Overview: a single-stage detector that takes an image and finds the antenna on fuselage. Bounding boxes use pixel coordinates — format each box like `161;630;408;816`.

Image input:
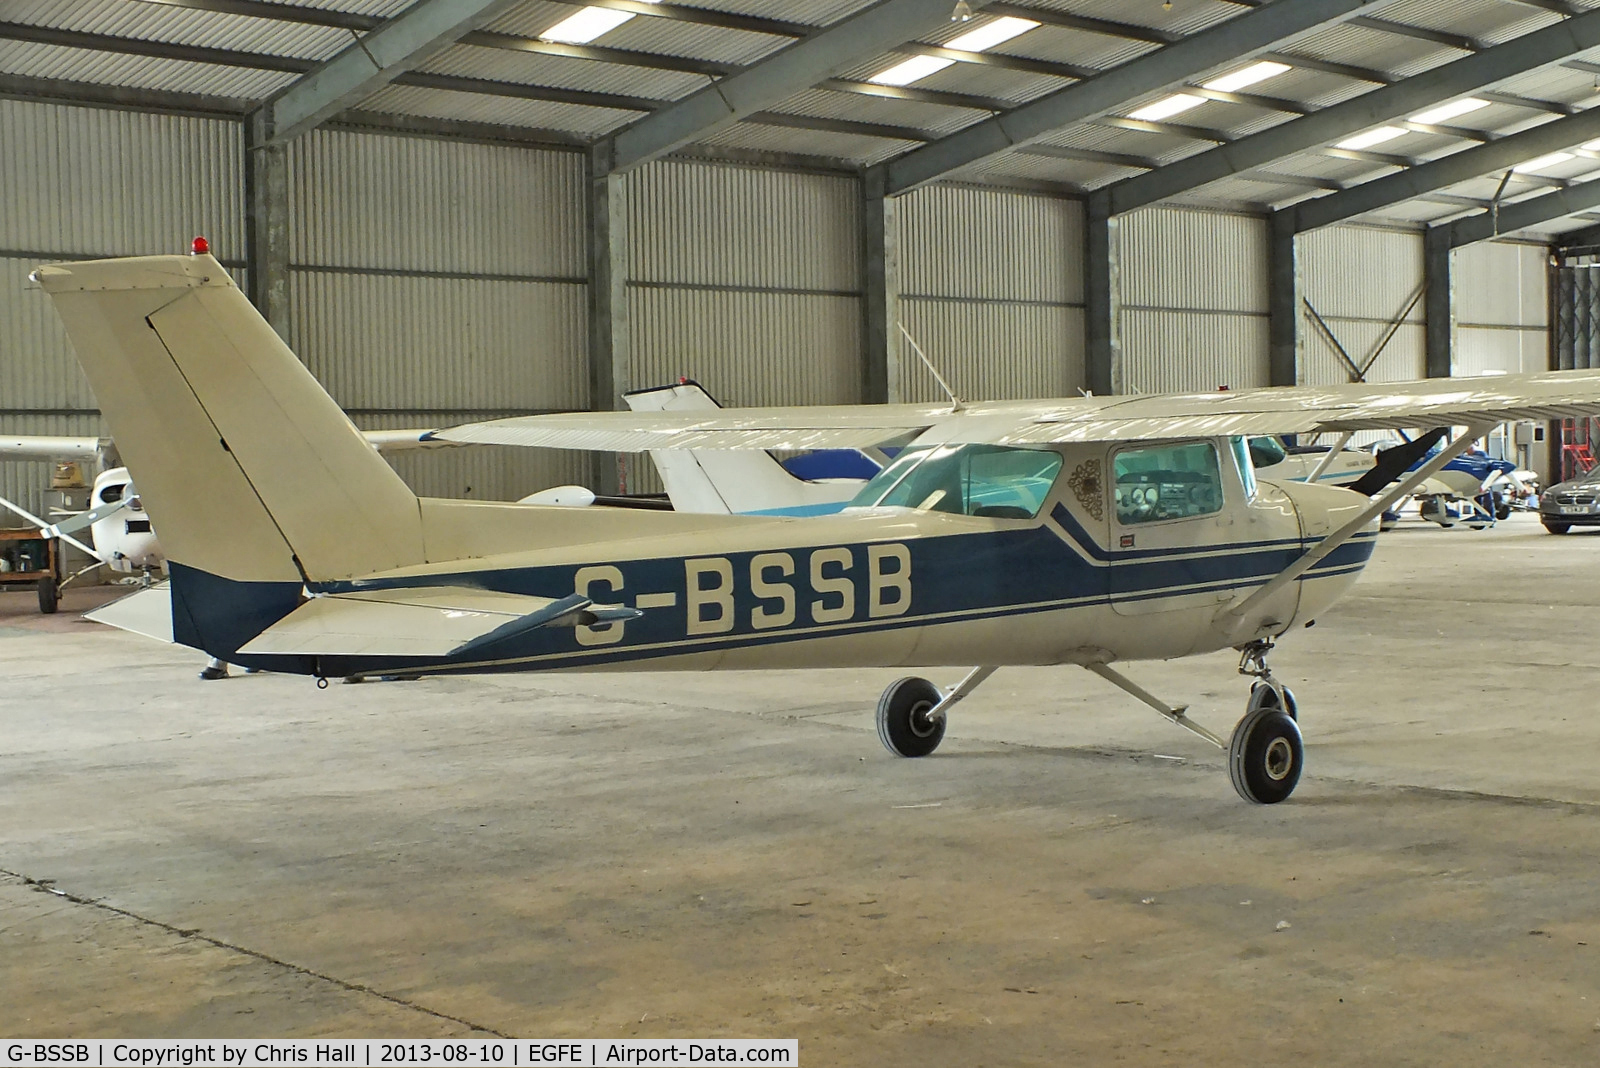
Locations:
896;322;964;411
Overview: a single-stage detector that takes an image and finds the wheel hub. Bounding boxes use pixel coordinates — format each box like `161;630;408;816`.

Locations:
1263;737;1294;781
908;700;938;738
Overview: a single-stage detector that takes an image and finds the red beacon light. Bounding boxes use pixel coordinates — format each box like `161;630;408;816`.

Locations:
190;236;209;255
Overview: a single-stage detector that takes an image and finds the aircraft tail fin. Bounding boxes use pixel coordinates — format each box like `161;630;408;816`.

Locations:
33;254;424;585
624;381;867;516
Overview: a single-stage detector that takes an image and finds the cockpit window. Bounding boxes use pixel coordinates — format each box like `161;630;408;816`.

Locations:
846;444;1063;519
1113;441;1224;525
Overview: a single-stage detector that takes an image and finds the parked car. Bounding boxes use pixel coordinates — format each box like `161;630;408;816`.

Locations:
1539;468;1600;533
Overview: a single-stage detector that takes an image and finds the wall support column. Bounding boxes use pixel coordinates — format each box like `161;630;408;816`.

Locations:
1084;191;1120;396
588;148;631;494
244;114;290;338
861;170;899;404
1424;225;1454;379
1268;210;1301;387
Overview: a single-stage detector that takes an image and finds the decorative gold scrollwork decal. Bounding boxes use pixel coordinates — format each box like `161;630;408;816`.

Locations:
1067;459;1103;521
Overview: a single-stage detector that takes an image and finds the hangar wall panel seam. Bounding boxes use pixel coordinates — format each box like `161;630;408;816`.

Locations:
895;186;1085;403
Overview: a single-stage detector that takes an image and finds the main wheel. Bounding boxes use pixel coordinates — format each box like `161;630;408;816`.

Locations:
876;676;945;757
1543;520;1571;535
36;575;57;615
1248;680;1297;721
1228;706;1303;805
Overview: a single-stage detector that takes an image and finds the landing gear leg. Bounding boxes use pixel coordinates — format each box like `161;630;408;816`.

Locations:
875;665;996;757
1083;643;1305;804
1230;640;1303;804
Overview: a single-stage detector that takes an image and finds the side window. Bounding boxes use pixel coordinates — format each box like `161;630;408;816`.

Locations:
1113;441;1224;525
851;444;1062;519
965;447;1063;519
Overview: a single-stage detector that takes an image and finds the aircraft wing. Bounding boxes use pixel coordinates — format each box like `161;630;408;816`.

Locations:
237;585;637;658
435;369;1600;450
434;404;955;452
363;428;457;452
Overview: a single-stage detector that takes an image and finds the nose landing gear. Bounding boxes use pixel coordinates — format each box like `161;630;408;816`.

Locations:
1228;640;1303;804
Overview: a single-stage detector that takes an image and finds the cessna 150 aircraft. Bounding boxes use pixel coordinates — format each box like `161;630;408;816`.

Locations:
35;250;1600;804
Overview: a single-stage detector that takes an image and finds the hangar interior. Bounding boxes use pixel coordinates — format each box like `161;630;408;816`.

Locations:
9;0;1600;1059
1;0;1591;515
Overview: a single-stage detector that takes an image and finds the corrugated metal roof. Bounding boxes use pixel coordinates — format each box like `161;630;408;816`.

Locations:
1378;0;1559;47
0;39;295;97
358;82;635;137
6;0;347;60
690;120;911;165
419;41;701;102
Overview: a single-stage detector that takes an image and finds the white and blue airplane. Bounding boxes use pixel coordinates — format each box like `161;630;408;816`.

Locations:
35;250;1600;804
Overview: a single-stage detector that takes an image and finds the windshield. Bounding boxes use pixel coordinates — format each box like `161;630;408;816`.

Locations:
1247;436;1287;469
846;443;1063;519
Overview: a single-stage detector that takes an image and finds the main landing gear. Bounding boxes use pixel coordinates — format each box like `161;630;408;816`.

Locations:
875;640;1304;804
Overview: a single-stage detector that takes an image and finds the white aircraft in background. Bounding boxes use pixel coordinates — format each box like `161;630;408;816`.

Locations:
36;249;1600;805
0;429;454;582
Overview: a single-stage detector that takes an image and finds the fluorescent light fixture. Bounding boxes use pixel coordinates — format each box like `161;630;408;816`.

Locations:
1128;93;1204;122
1336;126;1406;150
946;14;1039;52
1410;98;1489;125
1581;139;1600;152
1513;151;1575;173
867;15;1038;87
1202;60;1290;94
869;55;955;86
541;5;644;44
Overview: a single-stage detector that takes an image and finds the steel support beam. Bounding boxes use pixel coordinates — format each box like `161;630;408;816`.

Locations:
1424;226;1453;378
587;160;631;495
1292;107;1600;233
1447;178;1600;248
1085;192;1120;397
599;0;988;176
1268;211;1301;387
1106;8;1600;215
1558;220;1600;248
244;114;290;337
861;172;899;405
879;0;1381;196
253;0;523;145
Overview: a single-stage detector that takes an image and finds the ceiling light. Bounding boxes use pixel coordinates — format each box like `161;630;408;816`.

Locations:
1336;126;1406;150
540;5;643;44
1513;152;1575;173
1410;98;1489;125
1128;93;1204;122
945;15;1039;52
1581;139;1600;152
1202;60;1290;94
867;15;1039;87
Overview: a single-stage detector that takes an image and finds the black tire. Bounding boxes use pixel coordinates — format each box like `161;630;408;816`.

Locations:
1228;707;1303;805
1496;503;1511;521
1544;520;1571;535
876;676;945;757
36;575;57;615
1248;681;1298;721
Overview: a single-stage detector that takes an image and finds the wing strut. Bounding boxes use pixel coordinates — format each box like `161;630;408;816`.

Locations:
1225;423;1492;621
0;494;105;562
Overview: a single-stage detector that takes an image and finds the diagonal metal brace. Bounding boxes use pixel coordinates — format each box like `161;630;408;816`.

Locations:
1085;662;1227;749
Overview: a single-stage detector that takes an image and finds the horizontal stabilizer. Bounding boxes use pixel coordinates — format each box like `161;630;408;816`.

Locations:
86;584;174;644
237;585;639;658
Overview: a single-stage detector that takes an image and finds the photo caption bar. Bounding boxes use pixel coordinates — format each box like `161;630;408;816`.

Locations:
3;1042;797;1068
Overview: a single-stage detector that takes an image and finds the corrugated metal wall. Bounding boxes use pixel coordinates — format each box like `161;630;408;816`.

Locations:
1453;240;1548;377
0;99;242;516
1119;207;1268;394
895;185;1084;403
1299;224;1425;387
285;128;592;499
626;159;863;408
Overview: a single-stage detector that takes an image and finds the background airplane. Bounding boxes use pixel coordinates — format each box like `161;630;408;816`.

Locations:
37;250;1600;806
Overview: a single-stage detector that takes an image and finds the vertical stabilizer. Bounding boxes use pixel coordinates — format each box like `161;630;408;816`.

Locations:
34;254;424;582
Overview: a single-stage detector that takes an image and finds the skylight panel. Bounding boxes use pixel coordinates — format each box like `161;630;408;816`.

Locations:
1203;61;1290;94
867;15;1039;88
1410;99;1489;126
1336;126;1407;151
1513;152;1575;173
1127;94;1204;122
541;5;650;45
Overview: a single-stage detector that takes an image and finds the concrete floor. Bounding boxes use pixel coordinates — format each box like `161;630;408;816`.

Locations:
3;512;1600;1064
